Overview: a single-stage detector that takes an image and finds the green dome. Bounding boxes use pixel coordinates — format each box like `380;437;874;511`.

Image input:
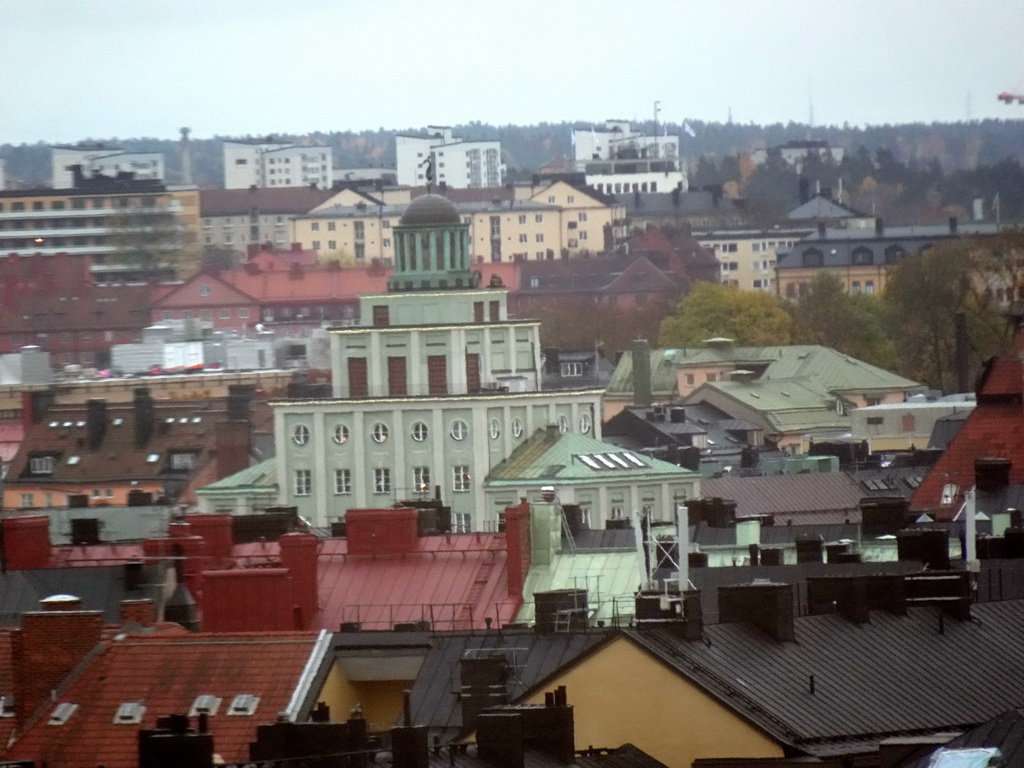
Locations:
400;194;461;226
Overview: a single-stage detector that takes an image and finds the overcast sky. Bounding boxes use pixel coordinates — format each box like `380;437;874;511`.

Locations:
2;0;1023;144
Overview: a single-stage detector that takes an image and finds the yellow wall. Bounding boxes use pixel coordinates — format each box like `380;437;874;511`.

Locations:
522;636;784;768
316;661;416;732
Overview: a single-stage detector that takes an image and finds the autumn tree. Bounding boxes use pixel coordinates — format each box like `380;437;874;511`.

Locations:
659;282;793;347
883;233;1023;391
790;272;897;370
533;298;675;356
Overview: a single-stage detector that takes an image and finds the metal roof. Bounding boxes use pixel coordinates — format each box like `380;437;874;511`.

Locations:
195;456;277;495
699;473;864;521
517;550;643;626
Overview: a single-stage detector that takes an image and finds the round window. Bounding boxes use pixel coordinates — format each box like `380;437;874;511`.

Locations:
292;425;310;445
371;423;390;443
579;413;592;434
512;418;524;438
450;420;468;440
489;419;500;440
332;424;349;444
411;422;429;442
558;415;570;434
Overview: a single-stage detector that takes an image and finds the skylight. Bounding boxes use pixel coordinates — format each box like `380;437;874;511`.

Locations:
0;695;14;718
189;695;221;717
48;702;78;725
114;702;146;724
67;455;80;465
165;417;176;424
227;694;260;716
577;452;649;471
49;421;58;428
146;453;160;463
578;455;601;470
113;417;124;426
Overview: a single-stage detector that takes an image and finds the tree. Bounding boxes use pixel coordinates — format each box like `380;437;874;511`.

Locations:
790;272;897;370
883;233;1023;391
659;282;793;347
108;200;194;280
533;297;675;356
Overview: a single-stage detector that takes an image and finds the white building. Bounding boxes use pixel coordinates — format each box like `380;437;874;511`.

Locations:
0;158;6;191
751;140;845;173
223;140;333;190
395;126;504;189
571;120;687;196
51;144;165;188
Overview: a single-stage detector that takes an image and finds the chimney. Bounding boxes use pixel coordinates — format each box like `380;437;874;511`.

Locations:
734;517;761;548
278;532;320;630
391;716;429;768
949;216;958;235
631;338;652;407
13;606;104;725
185;514;234;560
798;178;810;205
21;389;55;433
138;715;215;768
227;384;255;421
133;388;155;448
807;575;870;624
120;598;157;628
976;457;1011;492
875;217;884;237
201;569;296;632
345;508;419;556
477;687;575;768
502;500;532;600
795;533;824;564
85;398;107;451
460;656;510;730
214;421;250;480
2;515;52;569
718;581;795;641
634;589;702;640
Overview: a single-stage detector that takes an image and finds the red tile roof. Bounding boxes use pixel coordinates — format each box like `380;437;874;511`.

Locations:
219;264;390;302
5;631;320;768
0;629;15;750
233;533;521;631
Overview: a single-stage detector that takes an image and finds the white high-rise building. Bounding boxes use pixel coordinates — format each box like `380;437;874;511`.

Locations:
395;126;505;189
571;120;687;196
51;144;165;188
223;140;332;190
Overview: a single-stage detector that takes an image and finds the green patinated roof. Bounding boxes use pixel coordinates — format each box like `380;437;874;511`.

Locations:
486;428;698;485
517;550;642;625
607;343;920;399
196;457;278;496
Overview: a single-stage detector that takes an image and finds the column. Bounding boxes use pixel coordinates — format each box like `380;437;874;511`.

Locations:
353;410;367;509
313;410;328;527
451;327;467;394
409;330;424;395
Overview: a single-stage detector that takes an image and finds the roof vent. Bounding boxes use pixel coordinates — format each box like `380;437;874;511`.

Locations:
0;695;15;717
114;701;146;724
48;702;79;725
227;694;260;716
188;695;221;717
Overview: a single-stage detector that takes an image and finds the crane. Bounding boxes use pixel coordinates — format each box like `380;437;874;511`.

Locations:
998;91;1024;105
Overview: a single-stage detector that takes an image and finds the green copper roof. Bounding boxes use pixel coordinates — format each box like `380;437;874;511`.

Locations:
196;457;278;496
486;428;698;486
691;378;851;434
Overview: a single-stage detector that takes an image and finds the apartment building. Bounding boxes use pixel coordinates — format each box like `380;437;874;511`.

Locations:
751;139;844;172
294;181;625;264
572;120;687;195
695;227;812;292
0;169;200;283
50;143;165;188
223;139;332;189
395;126;504;188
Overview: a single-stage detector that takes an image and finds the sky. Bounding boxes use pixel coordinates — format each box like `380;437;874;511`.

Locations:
2;0;1023;144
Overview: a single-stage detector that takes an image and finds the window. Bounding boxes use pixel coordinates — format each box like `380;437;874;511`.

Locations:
200;309;212;321
851;247;874;266
332;424;349;444
579;413;593;433
328;240;336;250
512;417;524;438
579;231;588;240
327;222;336;231
414;466;431;492
311;222;320;232
334;468;351;494
371;422;390;443
220;308;230;319
518;214;526;224
453;465;471;492
802;248;824;267
411;422;429;442
294;470;311;496
312;240;320;249
292;425;310;445
374;468;391;494
198;284;211;297
450;420;468;440
30;456;55;474
519;234;528;243
489;419;500;439
561;361;583;378
865;280;875;294
558;415;570;433
19;493;34;508
535;234;544;243
941;483;959;505
170;452;196;470
239;308;249;319
535;214;543;223
578;212;587;222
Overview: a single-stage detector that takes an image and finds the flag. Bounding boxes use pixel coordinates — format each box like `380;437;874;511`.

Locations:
683;121;696;138
591;127;599;145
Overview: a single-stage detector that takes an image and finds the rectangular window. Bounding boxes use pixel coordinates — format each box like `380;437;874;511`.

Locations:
355;243;365;259
519;234;528;243
535;234;544;243
489;301;500;322
414;466;431;493
220;309;230;319
387;356;408;396
334;469;351;494
374;468;391;494
347;357;369;397
294;469;311;496
579;231;588;240
312;240;320;249
535;214;543;223
327;222;336;231
474;301;484;322
354;221;365;239
428;355;448;395
578;212;587;222
518;215;526;224
560;361;583;377
328;240;336;250
453;465;471;492
20;493;34;508
372;305;390;327
238;308;249;319
311;222;320;231
30;456;55;474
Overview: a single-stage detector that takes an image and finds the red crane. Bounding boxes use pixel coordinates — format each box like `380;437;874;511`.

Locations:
998;91;1024;104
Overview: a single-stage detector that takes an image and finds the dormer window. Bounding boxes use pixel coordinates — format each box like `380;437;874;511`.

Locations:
941;483;959;506
114;702;146;724
49;702;79;725
169;452;197;471
30;456;55;475
227;694;260;716
0;695;15;717
189;695;221;717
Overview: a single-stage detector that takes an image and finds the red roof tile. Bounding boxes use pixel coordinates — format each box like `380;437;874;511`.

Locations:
5;632;320;768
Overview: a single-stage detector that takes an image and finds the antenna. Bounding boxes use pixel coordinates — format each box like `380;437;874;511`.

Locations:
808;78;815;127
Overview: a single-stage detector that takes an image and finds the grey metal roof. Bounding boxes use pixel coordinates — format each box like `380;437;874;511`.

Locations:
787;196;866;220
625;598;1024;755
406;630;607;739
0;564;169;626
430;743;668;768
699;473;864;522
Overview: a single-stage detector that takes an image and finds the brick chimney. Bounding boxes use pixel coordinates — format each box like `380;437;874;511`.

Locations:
345;509;419;556
12;605;104;725
85;398;107;451
278;532;320;630
502;500;532;599
201;569;296;632
133;388;155;448
185;514;235;560
120;598;157;628
477;686;575;768
2;515;52;570
214;421;250;480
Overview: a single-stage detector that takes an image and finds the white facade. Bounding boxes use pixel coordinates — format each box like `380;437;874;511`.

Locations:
223;141;333;190
751;141;845;173
0;158;5;191
51;146;165;188
396;127;504;188
571;120;686;195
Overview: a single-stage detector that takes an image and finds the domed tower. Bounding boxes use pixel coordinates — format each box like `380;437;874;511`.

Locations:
388;194;480;292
